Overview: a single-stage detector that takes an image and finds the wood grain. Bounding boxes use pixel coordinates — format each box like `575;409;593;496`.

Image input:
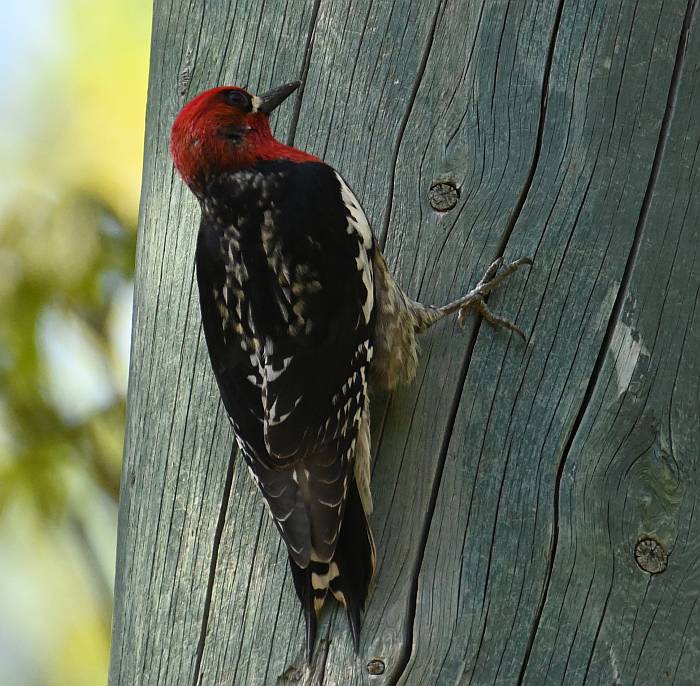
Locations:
521;4;700;682
401;1;698;684
109;2;315;684
110;0;700;684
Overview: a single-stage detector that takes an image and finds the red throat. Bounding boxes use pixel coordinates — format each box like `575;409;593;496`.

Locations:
170;87;318;193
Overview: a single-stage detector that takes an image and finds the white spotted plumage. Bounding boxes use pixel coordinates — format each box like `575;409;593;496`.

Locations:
336;172;374;326
194;156;379;658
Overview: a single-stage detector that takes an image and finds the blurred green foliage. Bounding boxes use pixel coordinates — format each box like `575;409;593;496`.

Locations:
0;0;150;683
0;194;134;517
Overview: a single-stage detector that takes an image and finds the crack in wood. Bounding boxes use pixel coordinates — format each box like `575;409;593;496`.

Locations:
185;5;325;680
379;0;446;250
390;0;567;682
111;0;700;681
287;0;322;146
192;449;235;686
391;318;484;685
276;639;330;685
516;0;698;682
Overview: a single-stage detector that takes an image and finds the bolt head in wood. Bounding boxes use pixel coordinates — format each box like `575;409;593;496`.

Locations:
634;537;668;574
429;181;459;211
367;659;385;675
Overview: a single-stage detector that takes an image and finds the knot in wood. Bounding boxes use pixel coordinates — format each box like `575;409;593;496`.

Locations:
428;181;459;211
634;537;668;574
367;659;385;676
178;47;194;96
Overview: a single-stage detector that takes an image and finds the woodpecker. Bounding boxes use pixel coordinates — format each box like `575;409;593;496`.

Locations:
170;80;531;660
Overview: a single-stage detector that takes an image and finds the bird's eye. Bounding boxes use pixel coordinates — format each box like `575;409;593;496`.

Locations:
226;90;251;110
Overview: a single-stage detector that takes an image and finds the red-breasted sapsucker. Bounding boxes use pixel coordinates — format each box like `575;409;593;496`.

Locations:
170;81;531;660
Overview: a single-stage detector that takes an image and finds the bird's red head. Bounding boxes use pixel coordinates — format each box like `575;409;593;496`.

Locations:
170;81;316;193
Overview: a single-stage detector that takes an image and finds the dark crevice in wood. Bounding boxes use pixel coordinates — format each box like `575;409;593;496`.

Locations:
187;7;324;680
313;637;331;685
392;1;568;681
231;511;267;681
214;0;238;85
185;0;208;97
191;449;235;686
286;0;322;146
262;544;288;684
378;0;444;250
276;638;330;685
581;558;617;683
390;324;482;683
516;0;697;682
494;0;565;259
673;596;699;679
369;392;393;480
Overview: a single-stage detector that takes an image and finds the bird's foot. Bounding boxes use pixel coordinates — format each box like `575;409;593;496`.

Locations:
452;256;533;339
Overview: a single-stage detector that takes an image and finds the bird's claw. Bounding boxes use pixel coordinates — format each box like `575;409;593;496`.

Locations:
457;256;533;339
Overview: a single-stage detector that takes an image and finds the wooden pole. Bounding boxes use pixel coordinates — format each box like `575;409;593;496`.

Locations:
110;1;700;683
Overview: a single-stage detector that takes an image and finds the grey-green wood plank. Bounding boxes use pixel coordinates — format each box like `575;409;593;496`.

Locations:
329;1;561;682
109;1;316;684
111;0;700;684
174;3;554;683
400;0;696;684
521;5;700;683
195;1;563;684
194;1;446;681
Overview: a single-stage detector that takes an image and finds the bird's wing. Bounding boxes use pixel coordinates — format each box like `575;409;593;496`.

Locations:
196;223;314;559
196;161;375;565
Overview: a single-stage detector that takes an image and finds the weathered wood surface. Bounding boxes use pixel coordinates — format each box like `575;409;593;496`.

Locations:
110;0;700;684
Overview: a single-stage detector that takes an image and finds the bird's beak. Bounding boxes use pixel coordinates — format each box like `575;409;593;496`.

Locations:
257;81;301;114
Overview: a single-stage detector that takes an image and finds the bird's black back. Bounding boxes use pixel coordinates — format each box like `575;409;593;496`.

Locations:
195;159;375;568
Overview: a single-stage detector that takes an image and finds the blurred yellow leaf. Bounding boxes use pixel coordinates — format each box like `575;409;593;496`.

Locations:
0;0;151;683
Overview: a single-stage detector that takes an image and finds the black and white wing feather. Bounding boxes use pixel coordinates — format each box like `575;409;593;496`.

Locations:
195;160;374;568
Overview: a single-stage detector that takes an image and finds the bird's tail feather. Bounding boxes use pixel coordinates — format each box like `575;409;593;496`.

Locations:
288;480;375;661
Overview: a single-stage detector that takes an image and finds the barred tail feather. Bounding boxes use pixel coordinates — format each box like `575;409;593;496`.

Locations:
288;558;319;663
329;479;376;651
288;480;376;661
